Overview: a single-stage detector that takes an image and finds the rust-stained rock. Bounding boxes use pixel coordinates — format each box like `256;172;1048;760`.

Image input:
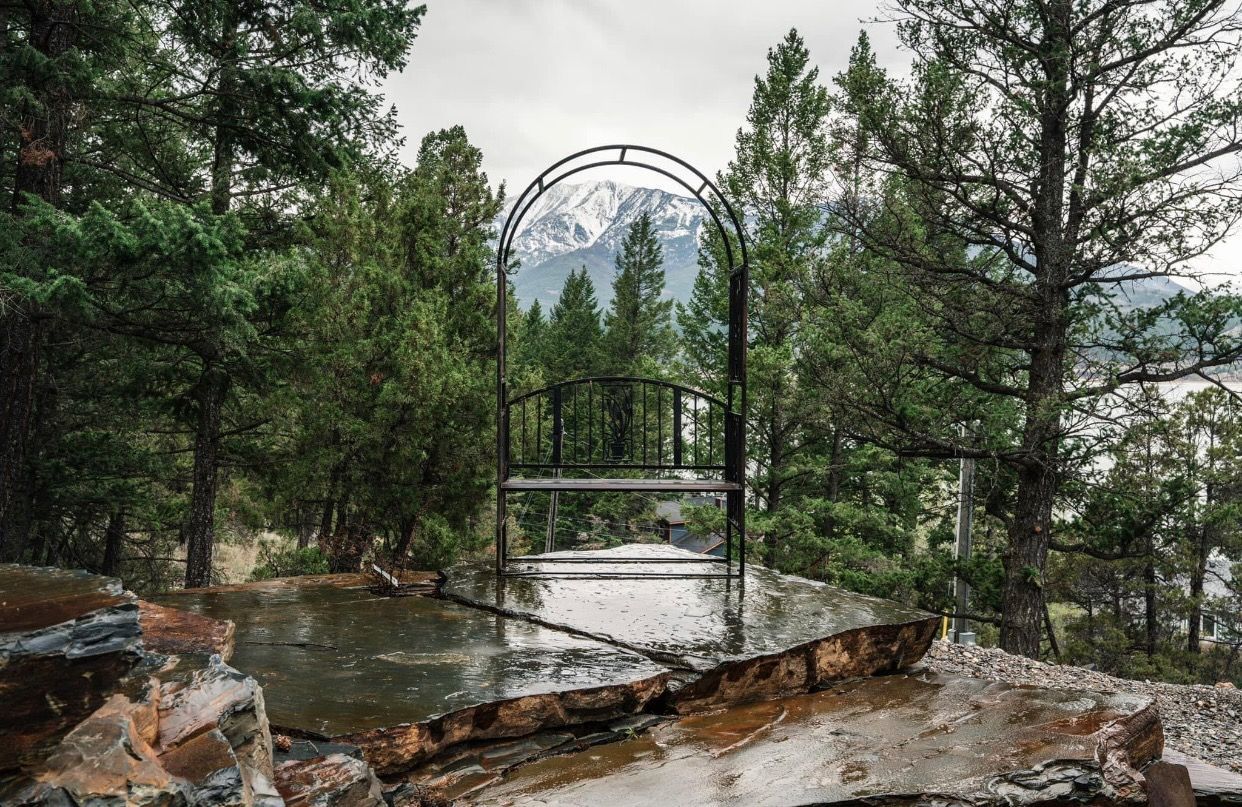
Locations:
1094;698;1164;802
670;619;940;713
140;599;236;661
461;672;1162;806
443;544;940;711
0;564;143;770
158;728;246;806
91;681;162;747
274;753;384;806
16;711;190;806
159;654;274;779
339;670;669;776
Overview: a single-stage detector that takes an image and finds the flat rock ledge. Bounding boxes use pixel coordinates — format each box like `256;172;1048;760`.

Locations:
924;639;1242;775
443;544;941;712
459;672;1166;807
157;576;674;777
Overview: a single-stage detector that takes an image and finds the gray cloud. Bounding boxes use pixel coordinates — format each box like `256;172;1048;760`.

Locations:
382;0;1241;281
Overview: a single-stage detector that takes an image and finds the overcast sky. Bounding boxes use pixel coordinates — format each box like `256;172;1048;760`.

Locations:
381;0;1242;284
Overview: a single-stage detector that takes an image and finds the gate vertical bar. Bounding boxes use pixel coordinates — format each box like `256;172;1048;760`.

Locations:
672;388;683;468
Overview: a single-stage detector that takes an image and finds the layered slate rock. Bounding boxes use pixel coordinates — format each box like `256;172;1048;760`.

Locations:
9;710;192;806
161;578;671;775
443;544;940;711
139;599;236;661
157;654;276;790
1160;750;1242;806
274;753;386;806
0;564;143;769
461;672;1163;807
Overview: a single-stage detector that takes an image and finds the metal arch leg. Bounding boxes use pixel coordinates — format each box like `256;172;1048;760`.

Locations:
727;488;745;577
496;491;507;574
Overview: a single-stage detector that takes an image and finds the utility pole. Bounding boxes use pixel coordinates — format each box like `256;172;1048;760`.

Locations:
953;427;976;645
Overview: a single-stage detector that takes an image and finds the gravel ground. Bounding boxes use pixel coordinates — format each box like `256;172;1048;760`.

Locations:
922;640;1242;774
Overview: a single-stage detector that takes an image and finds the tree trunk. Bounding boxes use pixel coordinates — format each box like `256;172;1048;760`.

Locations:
316;498;334;545
998;0;1078;660
101;509;125;576
1188;521;1209;653
296;503;313;550
183;364;229;588
393;509;424;563
180;9;241;589
0;316;41;559
999;288;1068;657
999;301;1066;658
1144;548;1158;657
1000;459;1056;657
1;1;76;558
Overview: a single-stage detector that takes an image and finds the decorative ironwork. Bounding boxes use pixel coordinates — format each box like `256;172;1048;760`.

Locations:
507;378;726;473
496;145;749;577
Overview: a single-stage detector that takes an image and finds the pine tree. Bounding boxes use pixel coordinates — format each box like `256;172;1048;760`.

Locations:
96;0;425;586
603;213;675;375
278;127;501;572
0;0;138;558
545;268;603;382
832;2;1242;657
515;299;547;379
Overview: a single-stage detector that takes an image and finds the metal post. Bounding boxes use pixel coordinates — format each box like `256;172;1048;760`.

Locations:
496;251;508;575
953;436;976;644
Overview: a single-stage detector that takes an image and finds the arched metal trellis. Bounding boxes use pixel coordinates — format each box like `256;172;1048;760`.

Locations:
497;145;748;577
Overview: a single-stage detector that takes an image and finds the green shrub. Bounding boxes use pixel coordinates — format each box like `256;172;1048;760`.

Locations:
250;544;330;581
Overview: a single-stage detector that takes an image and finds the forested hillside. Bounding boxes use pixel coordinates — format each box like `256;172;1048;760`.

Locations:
3;0;1242;689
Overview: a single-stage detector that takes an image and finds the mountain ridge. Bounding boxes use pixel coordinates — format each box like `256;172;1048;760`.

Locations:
498;180;705;310
498;179;1196;315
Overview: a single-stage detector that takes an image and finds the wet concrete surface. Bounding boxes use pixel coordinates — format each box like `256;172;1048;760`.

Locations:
157;581;669;738
445;545;937;671
459;672;1161;806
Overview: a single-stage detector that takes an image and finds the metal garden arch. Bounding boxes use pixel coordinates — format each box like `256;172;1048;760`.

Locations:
496;145;748;577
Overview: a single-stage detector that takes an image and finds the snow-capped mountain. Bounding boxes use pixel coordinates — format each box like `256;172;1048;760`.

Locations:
498;180;706;310
497;179;1205;322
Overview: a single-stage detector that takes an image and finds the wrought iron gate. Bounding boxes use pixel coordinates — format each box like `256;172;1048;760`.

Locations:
496;145;748;577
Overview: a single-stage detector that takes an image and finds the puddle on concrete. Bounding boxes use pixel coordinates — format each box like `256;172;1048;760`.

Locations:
158;583;668;737
443;544;936;669
458;672;1156;806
